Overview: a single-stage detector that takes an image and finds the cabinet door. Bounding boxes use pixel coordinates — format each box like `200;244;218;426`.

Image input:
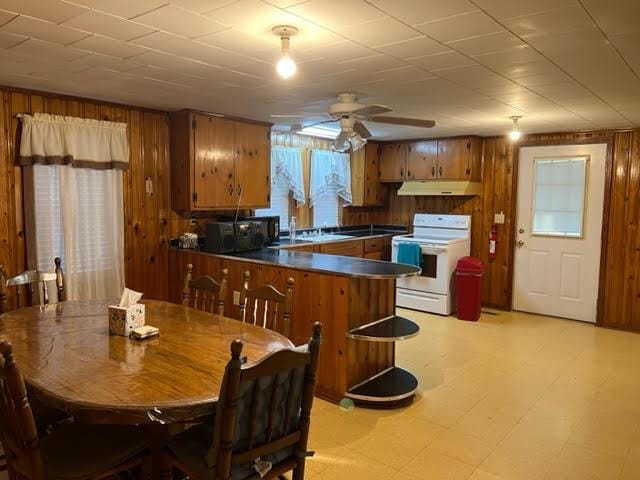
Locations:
437;138;472;179
319;240;364;257
406;141;438;180
379;143;407;181
364;143;383;205
193;114;235;208
234;122;271;208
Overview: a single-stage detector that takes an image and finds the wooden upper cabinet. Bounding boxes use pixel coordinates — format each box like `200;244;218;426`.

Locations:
170;109;272;212
406;141;438;180
379;143;407;181
350;143;385;206
436;137;482;181
193;114;235;208
234;122;271;208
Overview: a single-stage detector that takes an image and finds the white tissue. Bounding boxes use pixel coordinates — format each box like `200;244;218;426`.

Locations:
118;288;143;308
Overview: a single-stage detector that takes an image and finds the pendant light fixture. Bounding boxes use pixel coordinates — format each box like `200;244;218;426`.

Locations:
273;25;298;79
508;115;522;141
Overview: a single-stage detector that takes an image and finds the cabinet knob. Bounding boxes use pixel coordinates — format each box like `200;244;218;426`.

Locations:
431;166;436;177
228;184;234;195
400;167;404;178
439;166;443;177
236;184;242;196
407;170;412;178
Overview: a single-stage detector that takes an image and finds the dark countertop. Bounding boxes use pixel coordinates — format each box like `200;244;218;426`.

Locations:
181;248;420;279
171;225;419;279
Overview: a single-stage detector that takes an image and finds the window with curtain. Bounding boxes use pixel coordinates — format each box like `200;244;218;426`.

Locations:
19;113;128;301
310;149;352;228
255;145;304;230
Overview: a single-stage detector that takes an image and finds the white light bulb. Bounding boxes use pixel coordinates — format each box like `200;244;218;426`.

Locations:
509;129;522;141
276;55;296;79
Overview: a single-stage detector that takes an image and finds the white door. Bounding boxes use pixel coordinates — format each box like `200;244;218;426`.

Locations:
513;144;607;323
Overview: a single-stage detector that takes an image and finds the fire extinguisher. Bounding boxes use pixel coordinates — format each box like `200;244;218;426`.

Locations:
489;224;498;261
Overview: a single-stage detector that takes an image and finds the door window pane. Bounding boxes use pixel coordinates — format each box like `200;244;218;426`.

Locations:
532;156;588;237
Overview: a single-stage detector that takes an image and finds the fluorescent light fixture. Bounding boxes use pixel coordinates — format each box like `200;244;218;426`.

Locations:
298;126;339;139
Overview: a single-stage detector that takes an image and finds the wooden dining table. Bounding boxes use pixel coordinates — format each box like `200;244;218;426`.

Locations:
0;299;295;478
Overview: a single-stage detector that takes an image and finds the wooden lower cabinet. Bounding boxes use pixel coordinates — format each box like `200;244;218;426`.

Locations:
169;249;395;403
281;243;321;253
320;239;364;257
364;251;383;260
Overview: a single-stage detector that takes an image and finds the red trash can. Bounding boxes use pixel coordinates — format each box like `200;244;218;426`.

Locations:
455;256;484;321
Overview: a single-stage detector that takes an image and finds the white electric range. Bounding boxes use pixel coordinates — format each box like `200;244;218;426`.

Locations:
392;214;471;315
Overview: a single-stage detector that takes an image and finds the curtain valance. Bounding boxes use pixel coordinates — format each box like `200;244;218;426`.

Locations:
18;113;129;170
272;145;305;204
309;149;352;206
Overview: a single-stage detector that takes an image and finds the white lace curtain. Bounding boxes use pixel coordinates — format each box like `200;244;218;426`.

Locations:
272;145;305;203
20;113;127;301
309;149;352;206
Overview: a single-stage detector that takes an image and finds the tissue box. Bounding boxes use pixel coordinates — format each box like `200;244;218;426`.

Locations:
108;304;145;336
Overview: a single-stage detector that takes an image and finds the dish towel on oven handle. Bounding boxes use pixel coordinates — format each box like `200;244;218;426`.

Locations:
397;242;422;267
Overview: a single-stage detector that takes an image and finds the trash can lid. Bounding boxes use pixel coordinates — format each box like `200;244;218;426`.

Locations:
456;256;484;274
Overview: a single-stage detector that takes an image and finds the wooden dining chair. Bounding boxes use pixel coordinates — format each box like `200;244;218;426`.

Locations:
182;264;229;315
0;340;149;480
167;322;322;480
0;258;65;314
238;271;294;337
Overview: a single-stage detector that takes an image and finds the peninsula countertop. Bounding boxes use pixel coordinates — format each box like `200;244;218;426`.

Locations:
170;225;420;279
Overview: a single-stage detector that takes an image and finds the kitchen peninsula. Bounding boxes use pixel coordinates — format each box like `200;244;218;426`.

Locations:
169;227;420;404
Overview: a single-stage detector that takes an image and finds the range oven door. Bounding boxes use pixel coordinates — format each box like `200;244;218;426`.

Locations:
392;243;450;295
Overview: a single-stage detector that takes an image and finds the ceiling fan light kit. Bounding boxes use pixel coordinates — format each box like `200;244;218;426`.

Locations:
273;25;298;79
272;93;436;150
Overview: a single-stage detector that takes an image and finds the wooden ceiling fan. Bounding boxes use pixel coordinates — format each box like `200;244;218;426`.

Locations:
272;93;436;152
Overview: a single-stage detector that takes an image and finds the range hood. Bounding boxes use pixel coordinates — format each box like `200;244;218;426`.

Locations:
397;181;481;196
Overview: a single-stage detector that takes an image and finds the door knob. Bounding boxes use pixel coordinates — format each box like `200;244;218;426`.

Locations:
516;240;525;248
519;228;525;234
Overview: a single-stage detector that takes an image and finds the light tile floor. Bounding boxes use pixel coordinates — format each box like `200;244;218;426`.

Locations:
305;308;640;480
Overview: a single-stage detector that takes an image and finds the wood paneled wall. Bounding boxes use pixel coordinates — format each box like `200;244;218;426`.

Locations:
0;87;172;304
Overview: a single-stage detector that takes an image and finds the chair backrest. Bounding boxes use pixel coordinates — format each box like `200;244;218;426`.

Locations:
182;264;228;316
0;258;65;314
0;340;44;480
208;323;322;480
238;271;294;337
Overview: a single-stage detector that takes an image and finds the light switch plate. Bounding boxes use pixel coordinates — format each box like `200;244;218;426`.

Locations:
494;211;505;224
233;291;241;305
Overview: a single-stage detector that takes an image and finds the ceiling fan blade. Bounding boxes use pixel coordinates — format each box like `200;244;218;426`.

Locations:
365;116;436;128
353;121;372;139
302;119;339;129
352;104;392;116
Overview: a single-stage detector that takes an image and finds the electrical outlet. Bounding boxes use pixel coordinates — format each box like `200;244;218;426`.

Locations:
494;211;505;224
189;217;196;226
233;291;241;305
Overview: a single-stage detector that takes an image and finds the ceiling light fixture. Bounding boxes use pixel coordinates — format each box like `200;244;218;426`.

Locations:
273;25;298;79
508;116;522;141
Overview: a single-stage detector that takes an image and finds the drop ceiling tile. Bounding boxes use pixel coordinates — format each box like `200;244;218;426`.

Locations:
131;31;256;67
0;29;24;47
369;0;476;25
472;0;578;20
503;5;595;39
494;60;562;80
169;0;239;14
374;36;449;59
198;29;275;57
513;69;573;88
287;0;386;29
406;50;476;71
133;4;228;38
374;65;438;83
131;50;220;76
64;10;155;41
302;40;376;63
72;34;150;58
448;31;524;56
62;0;167;19
472;45;545;69
9;38;88;61
415;10;503;43
2;15;90;44
69;52;143;71
0;9;16;25
609;31;640;74
338;16;421;47
262;0;307;7
206;0;338;47
581;0;640;35
437;64;514;89
0;0;87;24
